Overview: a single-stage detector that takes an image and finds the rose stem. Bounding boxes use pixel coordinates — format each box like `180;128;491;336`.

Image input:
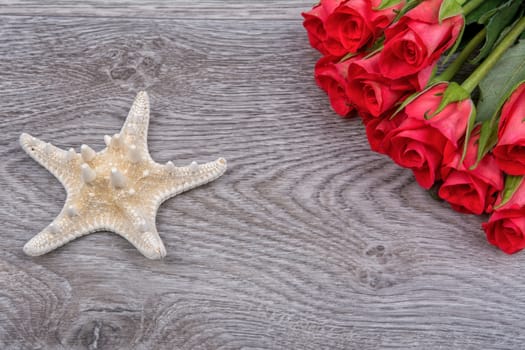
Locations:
462;0;485;16
434;27;486;82
462;16;525;94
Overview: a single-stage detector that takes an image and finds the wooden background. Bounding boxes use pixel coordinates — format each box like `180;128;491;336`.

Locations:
1;1;524;349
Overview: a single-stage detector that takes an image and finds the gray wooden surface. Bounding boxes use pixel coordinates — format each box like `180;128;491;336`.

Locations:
1;1;524;349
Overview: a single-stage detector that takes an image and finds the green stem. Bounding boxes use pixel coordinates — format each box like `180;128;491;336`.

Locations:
462;16;525;94
462;0;485;16
434;28;486;82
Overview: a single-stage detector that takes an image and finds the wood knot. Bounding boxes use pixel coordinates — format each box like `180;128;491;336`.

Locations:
110;67;136;81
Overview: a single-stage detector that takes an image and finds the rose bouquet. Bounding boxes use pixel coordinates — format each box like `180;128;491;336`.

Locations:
303;0;525;253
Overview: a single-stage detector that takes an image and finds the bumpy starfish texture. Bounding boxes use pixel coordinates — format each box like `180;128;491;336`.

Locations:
20;91;226;259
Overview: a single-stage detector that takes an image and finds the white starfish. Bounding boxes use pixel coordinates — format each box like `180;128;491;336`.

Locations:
19;91;227;259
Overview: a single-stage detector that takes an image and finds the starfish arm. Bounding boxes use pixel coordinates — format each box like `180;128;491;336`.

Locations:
19;133;81;189
110;205;167;259
119;91;150;158
150;157;227;203
23;204;102;256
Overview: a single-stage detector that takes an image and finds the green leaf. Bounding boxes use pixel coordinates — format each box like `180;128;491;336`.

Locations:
425;82;470;119
391;0;423;23
472;119;499;169
375;0;405;10
476;39;525;122
428;181;444;201
473;80;525;168
364;38;385;58
389;82;442;120
429;64;439;83
495;175;524;209
439;0;463;21
489;80;525;124
460;103;477;164
389;81;469;121
441;22;465;66
478;2;508;23
338;52;357;63
465;0;501;24
471;0;522;64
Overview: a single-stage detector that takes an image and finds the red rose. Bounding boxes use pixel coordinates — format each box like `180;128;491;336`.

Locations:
346;53;433;117
383;83;472;189
492;83;525;175
363;112;405;154
483;180;525;254
302;0;344;56
324;0;404;54
314;56;355;117
379;0;463;79
439;127;504;215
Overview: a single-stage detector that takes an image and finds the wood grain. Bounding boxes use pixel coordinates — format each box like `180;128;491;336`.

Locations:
1;3;525;349
0;1;307;19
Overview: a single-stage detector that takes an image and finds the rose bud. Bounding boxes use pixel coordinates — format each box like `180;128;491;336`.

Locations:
302;0;344;56
383;83;472;189
346;53;433;118
439;127;504;215
314;55;356;117
492;83;525;175
379;0;463;79
483;179;525;254
324;0;404;54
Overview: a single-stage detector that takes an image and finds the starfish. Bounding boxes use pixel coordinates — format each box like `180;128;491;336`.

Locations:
19;91;227;259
